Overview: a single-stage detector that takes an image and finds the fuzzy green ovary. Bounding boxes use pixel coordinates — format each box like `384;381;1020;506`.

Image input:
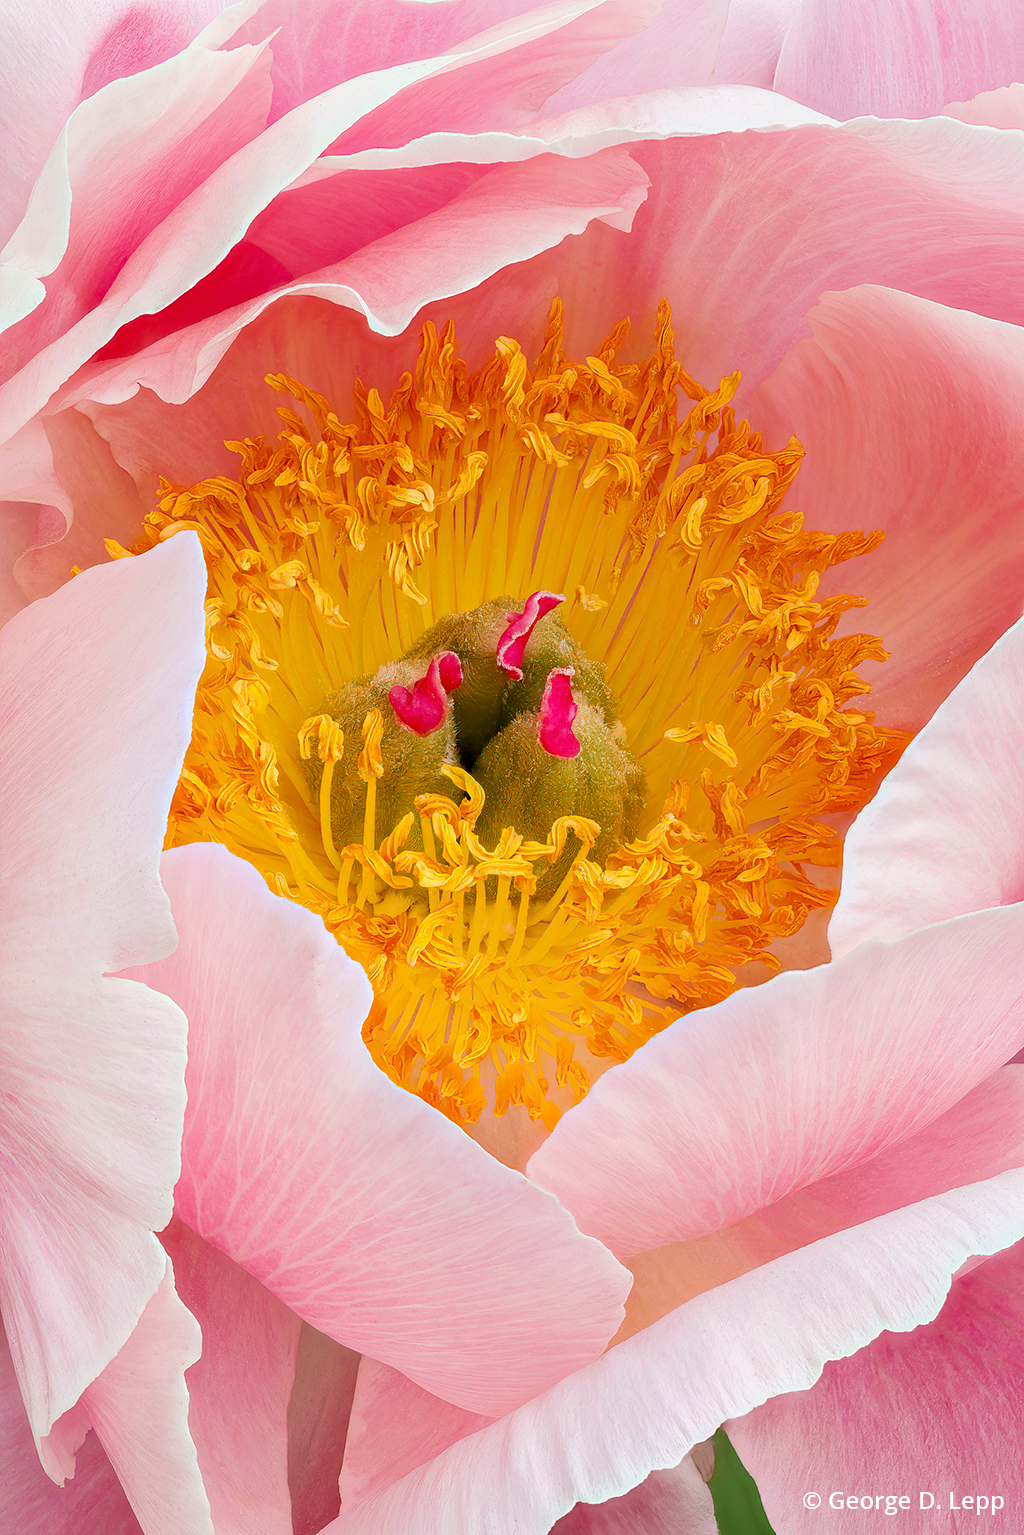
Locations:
313;661;461;853
313;601;645;878
473;703;645;895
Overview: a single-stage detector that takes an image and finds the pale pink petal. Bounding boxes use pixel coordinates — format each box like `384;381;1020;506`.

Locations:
0;0;644;447
1;26;274;375
342;1359;716;1532
945;81;1024;127
75;1260;213;1535
286;1325;360;1535
248;84;812;289
830;616;1024;957
57;143;647;418
65;90;825;405
618;1065;1024;1339
774;0;1024;120
713;0;802;87
319;0;664;150
206;162;487;287
125;842;630;1417
537;0;731;113
730;1240;1024;1533
750;284;1024;731
0;503;35;626
543;114;1024;409
0;535;206;1446
226;0;660;127
0;263;50;334
549;1459;717;1534
77;80;830;385
528;81;833;139
0;1328;140;1534
528;901;1024;1258
325;1170;1024;1534
0;0;231;248
160;1219;300;1535
11;410;149;603
340;1357;492;1504
0;415;75;617
89;126;650;384
0;415;73;525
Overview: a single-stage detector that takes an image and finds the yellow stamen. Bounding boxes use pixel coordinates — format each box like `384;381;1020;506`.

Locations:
117;299;907;1129
298;714;344;869
356;708;384;907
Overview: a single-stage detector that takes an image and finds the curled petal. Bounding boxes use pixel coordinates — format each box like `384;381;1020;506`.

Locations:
126;843;631;1417
0;535;205;1449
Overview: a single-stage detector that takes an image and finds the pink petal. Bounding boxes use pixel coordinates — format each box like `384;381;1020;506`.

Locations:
537;0;731;113
204;162;487;288
126;842;630;1417
341;1356;717;1531
43;99;1021;547
56;144;647;417
944;81;1024;127
72;1261;213;1535
527;902;1024;1258
0;415;73;535
226;0;661;127
106;77;831;367
531;80;833;138
773;0;1024;120
31;81;815;523
318;0;665;150
830;615;1024;957
617;1065;1024;1339
0;0;646;447
0;502;35;627
286;1325;359;1535
325;1169;1024;1534
56;89;826;416
0;535;206;1445
339;1358;492;1504
750;284;1024;731
0;1330;140;1535
549;1460;717;1534
0;1;231;248
713;0;803;88
730;1239;1024;1532
160;1219;300;1535
0;415;77;613
534;110;1024;407
13;411;148;604
1;24;274;380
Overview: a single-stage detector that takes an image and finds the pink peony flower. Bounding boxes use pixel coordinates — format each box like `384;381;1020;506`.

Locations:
3;2;1024;1532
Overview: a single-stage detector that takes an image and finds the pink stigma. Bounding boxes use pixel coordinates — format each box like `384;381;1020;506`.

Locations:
389;651;463;735
539;668;580;758
496;589;565;678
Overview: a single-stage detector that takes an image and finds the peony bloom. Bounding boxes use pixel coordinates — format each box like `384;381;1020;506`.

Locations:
3;1;1024;1532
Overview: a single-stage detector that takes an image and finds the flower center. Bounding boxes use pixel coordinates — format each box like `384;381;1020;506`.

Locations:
109;300;906;1130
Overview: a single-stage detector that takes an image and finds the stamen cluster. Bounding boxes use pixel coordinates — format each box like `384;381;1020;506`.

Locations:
107;301;906;1127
